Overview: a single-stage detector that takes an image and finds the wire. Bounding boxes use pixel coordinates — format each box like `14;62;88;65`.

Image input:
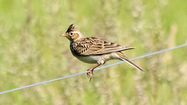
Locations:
0;43;187;95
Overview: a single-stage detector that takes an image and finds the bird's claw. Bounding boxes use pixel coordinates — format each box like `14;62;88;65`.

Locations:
86;69;94;81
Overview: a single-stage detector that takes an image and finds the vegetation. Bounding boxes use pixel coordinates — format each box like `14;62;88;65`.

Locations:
0;0;186;105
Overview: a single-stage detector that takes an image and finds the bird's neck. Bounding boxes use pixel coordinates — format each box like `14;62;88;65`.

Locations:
72;34;84;42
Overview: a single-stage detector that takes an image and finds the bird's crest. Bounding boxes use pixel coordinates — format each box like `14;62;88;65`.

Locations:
66;24;76;33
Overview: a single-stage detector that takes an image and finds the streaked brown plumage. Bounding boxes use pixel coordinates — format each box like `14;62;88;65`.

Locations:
71;37;134;56
63;24;143;81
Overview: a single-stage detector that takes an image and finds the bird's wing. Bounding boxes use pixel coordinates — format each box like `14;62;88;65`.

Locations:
72;37;134;56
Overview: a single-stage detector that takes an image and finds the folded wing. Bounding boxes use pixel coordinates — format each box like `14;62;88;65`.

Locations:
72;37;134;56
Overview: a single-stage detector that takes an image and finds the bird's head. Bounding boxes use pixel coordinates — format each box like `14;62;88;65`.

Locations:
62;24;83;41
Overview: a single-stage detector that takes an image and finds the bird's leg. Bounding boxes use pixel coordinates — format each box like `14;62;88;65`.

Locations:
86;63;102;81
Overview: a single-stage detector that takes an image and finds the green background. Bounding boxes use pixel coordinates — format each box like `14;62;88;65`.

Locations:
0;0;187;105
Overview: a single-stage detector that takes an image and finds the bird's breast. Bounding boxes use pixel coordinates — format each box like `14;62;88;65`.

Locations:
70;43;98;63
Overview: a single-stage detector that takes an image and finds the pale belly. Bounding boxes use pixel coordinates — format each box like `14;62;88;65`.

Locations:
73;53;120;64
74;55;100;64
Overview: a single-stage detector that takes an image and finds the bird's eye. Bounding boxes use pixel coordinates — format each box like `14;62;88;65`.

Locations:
70;32;73;36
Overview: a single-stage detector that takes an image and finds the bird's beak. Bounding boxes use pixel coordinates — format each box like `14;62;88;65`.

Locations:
60;33;67;37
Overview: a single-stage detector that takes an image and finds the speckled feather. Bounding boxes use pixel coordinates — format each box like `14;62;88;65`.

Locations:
70;37;134;56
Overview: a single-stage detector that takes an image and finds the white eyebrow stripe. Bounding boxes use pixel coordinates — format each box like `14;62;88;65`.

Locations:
72;31;80;33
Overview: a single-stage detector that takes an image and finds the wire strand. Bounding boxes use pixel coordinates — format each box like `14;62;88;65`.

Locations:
0;43;187;95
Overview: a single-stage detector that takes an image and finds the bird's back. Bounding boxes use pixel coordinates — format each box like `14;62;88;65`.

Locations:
70;37;134;56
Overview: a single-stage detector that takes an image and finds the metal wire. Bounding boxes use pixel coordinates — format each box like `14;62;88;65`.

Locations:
0;43;187;95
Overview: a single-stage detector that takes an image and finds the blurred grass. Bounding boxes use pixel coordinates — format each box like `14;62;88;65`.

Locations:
0;0;187;105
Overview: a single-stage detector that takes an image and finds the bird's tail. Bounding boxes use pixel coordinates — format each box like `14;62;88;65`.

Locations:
117;53;144;71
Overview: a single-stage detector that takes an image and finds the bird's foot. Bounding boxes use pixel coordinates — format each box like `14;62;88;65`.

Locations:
86;69;94;81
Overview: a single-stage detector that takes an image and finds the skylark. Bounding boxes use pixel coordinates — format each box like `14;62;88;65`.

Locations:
63;24;143;81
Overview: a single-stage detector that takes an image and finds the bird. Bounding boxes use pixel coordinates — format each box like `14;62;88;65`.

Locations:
62;24;143;81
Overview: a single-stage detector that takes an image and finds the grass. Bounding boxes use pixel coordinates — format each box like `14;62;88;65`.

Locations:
0;0;187;105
